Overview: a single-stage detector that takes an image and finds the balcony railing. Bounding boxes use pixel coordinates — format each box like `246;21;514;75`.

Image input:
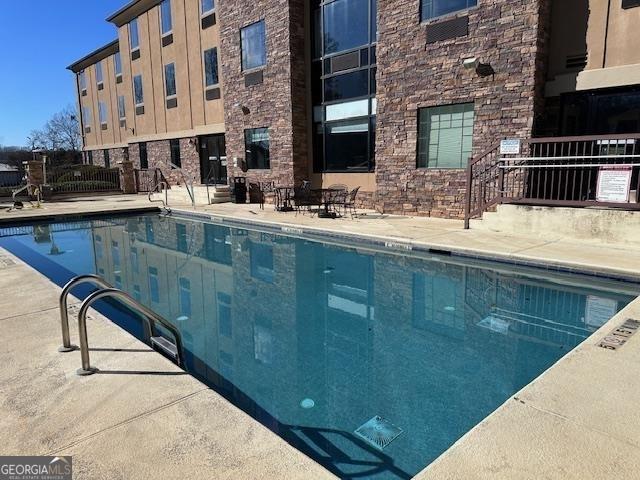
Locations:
464;133;640;228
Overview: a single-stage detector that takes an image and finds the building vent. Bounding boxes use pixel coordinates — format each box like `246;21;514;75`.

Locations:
566;53;588;70
166;97;178;109
162;34;174;47
245;70;264;87
331;51;361;74
206;87;221;101
354;416;403;451
202;13;216;29
622;0;640;9
426;16;469;44
131;49;141;61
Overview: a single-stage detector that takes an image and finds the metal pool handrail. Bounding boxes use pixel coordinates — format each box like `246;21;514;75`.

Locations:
58;274;113;352
74;287;184;376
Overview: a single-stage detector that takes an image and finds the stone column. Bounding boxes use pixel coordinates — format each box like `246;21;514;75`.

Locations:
119;161;137;194
26;161;44;186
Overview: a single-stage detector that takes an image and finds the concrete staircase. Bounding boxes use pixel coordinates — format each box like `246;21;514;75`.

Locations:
152;185;231;206
470;204;640;246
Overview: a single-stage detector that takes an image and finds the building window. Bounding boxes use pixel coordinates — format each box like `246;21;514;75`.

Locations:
244;128;270;169
240;20;266;71
118;95;126;120
114;52;122;77
79;71;87;93
139;142;148;169
160;0;173;35
312;0;377;173
417;103;474;169
164;63;176;98
98;101;108;126
420;0;477;21
203;48;219;87
104;149;111;168
323;0;370;55
130;18;140;51
82;106;92;128
95;61;103;85
133;75;144;105
202;0;215;15
170;139;181;167
87;150;93;165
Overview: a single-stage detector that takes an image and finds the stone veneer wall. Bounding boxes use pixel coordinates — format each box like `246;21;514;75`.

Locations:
127;139;201;186
219;0;309;187
375;0;551;218
86;147;128;168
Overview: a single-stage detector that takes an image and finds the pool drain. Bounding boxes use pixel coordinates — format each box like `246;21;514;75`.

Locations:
354;416;403;450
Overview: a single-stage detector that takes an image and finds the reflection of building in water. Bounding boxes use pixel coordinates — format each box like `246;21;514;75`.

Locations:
88;216;631;476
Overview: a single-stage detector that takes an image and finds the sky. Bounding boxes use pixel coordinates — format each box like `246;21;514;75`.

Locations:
0;1;125;147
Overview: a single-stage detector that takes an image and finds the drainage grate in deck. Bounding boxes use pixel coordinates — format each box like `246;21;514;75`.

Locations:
354;416;403;450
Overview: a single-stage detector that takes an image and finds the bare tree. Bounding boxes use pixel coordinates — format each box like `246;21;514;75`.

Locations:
43;105;82;151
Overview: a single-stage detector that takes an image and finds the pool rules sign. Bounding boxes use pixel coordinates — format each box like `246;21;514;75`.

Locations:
596;166;632;203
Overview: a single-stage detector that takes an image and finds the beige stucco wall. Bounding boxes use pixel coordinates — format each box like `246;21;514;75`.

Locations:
116;0;225;143
81;53;128;150
547;0;640;95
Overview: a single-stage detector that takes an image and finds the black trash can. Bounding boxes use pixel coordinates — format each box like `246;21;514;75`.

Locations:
232;177;247;204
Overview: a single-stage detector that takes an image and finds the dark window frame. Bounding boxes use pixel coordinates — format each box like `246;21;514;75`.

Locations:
203;47;220;87
170;139;181;167
240;20;267;72
139;142;148;169
244;127;270;170
420;0;478;23
416;102;475;170
311;0;377;173
103;149;111;168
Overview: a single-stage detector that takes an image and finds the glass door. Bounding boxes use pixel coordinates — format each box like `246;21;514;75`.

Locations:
199;134;227;185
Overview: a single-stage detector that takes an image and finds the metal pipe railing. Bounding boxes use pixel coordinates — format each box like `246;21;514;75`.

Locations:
75;287;184;376
58;274;113;352
148;180;168;208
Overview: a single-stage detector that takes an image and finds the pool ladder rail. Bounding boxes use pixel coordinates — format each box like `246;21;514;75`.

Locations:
58;274;184;376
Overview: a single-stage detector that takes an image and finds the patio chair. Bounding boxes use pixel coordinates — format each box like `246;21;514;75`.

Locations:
293;183;321;216
258;181;275;210
342;186;361;218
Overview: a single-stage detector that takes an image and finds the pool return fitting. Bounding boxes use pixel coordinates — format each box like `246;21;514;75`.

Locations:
59;274;184;376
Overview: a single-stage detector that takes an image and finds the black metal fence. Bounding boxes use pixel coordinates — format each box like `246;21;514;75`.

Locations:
465;134;640;228
47;165;121;194
0;170;25;197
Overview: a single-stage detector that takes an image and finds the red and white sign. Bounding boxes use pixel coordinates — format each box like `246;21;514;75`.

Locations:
596;166;632;203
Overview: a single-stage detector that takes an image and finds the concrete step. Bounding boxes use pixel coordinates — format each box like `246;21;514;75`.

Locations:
472;203;640;245
156;185;232;206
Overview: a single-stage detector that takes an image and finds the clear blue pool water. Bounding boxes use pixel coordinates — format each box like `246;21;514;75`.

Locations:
0;213;636;479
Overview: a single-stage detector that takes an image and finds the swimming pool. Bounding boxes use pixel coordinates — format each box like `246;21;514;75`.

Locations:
0;213;636;479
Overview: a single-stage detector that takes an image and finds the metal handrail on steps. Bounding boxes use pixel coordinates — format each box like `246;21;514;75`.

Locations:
170;162;196;209
58;274;113;352
58;275;184;376
148;180;169;209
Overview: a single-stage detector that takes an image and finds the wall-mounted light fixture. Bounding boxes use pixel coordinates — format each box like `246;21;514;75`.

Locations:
462;57;495;77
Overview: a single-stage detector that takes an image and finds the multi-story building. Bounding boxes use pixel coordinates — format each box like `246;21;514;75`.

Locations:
69;0;640;218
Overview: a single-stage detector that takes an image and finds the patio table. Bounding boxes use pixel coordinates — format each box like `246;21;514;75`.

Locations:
275;186;295;212
313;188;344;218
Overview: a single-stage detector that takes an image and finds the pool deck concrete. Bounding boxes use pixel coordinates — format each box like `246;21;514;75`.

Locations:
2;194;640;479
